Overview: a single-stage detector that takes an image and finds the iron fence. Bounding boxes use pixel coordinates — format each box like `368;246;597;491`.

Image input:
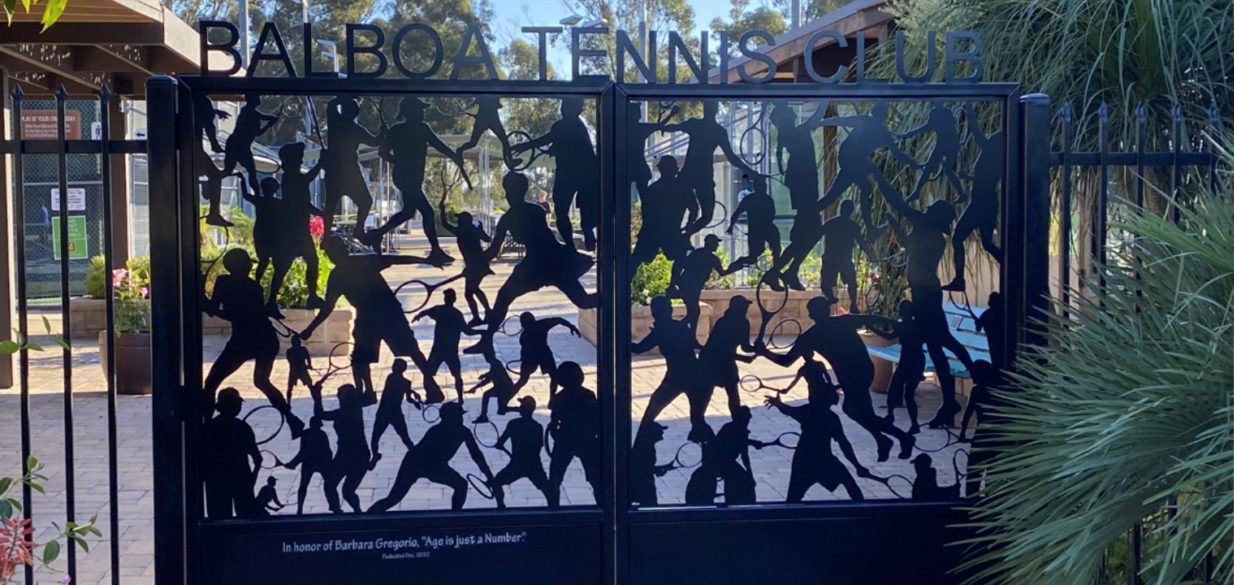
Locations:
1049;99;1223;585
2;84;147;585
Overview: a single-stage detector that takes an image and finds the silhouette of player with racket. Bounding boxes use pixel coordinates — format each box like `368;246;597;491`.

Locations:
315;383;376;513
629;421;670;507
202;249;303;437
667;234;738;333
697;295;757;416
193;92;232;226
202;387;262;519
884;299;926;434
511;97;600;250
943;105;1004;291
282;415;337;514
369;402;495;512
284;334;313;403
900;99;966;203
255;476;285;514
489;396;552;509
725;175;780;272
413;289;474;404
439;197;494;325
321;96;382;239
511;312;580;397
631;296;712;442
685;405;759;505
762;100;831;290
368;358;420;470
470;336;519;424
818;200;876;312
455;96;520;168
266;143;326;313
765;362;869;502
661;100;759;234
630;156;696;273
220;93;277;199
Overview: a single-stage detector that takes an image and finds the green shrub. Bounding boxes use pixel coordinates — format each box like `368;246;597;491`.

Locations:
631;252;672;306
84;255;107;298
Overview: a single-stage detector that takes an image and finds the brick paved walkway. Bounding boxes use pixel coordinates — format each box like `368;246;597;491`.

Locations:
0;238;968;585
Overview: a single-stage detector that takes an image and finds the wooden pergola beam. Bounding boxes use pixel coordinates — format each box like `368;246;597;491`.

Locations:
70;45;152;74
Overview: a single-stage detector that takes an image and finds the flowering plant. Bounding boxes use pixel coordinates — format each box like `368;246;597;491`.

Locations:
112;267;149;334
0;457;99;584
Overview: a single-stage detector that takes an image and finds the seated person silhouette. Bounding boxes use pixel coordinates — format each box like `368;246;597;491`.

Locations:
469;336;519;424
201;249;303;436
667;234;738;333
302;236;441;400
818;200;877;312
757;296;916;461
725;175;780;272
369;402;495;512
285;334;313;403
413;289;475;404
884;299;926;434
697;295;757;416
455;96;520;168
369;358;420;470
764;363;869;503
439;198;494;325
630;156;695;273
546;362;601;507
315;383;376;513
255;476;285;514
511;312;580;397
632;296;712;442
479;172;598;337
282;415;336;515
685;406;759;506
489;396;552;509
629;421;670;507
911;453;960;501
202;388;262;519
265;143;326;314
511;97;600;250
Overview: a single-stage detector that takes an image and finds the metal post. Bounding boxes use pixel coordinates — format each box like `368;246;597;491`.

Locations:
147;75;186;585
1016;93;1051;358
54;85;77;583
9;80;35;585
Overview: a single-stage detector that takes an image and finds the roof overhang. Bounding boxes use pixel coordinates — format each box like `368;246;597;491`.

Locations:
0;0;199;97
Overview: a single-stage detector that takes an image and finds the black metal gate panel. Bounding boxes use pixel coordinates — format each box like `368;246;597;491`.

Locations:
146;74;1048;585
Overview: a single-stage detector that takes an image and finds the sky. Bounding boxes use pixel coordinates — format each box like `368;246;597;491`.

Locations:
487;0;731;74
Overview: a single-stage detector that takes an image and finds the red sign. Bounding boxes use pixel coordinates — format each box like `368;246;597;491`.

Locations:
21;110;81;140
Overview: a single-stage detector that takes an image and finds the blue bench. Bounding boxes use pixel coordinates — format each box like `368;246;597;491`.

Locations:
864;301;990;379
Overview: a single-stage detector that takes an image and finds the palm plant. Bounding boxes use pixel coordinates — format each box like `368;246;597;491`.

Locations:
959;137;1233;584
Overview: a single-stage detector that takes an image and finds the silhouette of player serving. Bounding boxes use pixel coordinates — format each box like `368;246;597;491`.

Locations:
661;100;759;234
364;97;470;263
882;195;975;428
455;96;520;168
546;362;601;507
201;249;304;436
282;415;336;515
818;200;877;312
314;383;376;513
511;312;581;397
761;100;831;291
630;156;696;273
511;97;600;250
412;289;476;404
667;234;738;333
764;362;870;502
756;297;915;461
685;405;760;506
725;174;780;272
369;402;495;512
301;236;442;401
631;296;713;442
477;172;598;337
321;96;382;239
368;358;421;470
439;196;494;325
202;387;262;519
488;396;552;509
220;93;278;200
943;104;1004;291
899;99;966;203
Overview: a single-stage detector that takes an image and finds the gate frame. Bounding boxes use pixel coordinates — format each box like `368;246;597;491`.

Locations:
146;74;1051;585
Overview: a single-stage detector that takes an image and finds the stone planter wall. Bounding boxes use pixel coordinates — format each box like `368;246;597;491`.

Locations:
68;298;109;340
579;302;712;355
188;308;353;357
697;288;817;338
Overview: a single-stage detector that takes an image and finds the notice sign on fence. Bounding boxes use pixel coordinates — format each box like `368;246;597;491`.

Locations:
50;187;87;212
21;110;82;140
52;216;88;260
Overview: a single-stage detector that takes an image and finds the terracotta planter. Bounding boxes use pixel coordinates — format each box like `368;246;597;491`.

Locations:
859;330;896;394
98;331;153;396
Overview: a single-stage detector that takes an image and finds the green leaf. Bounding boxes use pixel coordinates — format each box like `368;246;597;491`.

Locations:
53;337;70;351
24;341;42;352
41;316;52;335
41;540;60;565
0;477;11;495
39;0;64;31
3;0;15;24
0;340;19;354
20;0;30;11
0;499;12;519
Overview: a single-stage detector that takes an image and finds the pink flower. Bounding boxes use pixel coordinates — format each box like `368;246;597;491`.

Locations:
60;576;73;584
140;286;149;299
111;268;128;288
308;216;325;242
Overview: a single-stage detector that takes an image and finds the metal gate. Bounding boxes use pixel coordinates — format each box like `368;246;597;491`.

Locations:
146;73;1049;585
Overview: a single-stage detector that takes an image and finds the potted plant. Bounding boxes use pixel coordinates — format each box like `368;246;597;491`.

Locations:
99;260;152;396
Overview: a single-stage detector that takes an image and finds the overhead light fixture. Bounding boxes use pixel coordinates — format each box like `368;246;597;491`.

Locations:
559;14;583;26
